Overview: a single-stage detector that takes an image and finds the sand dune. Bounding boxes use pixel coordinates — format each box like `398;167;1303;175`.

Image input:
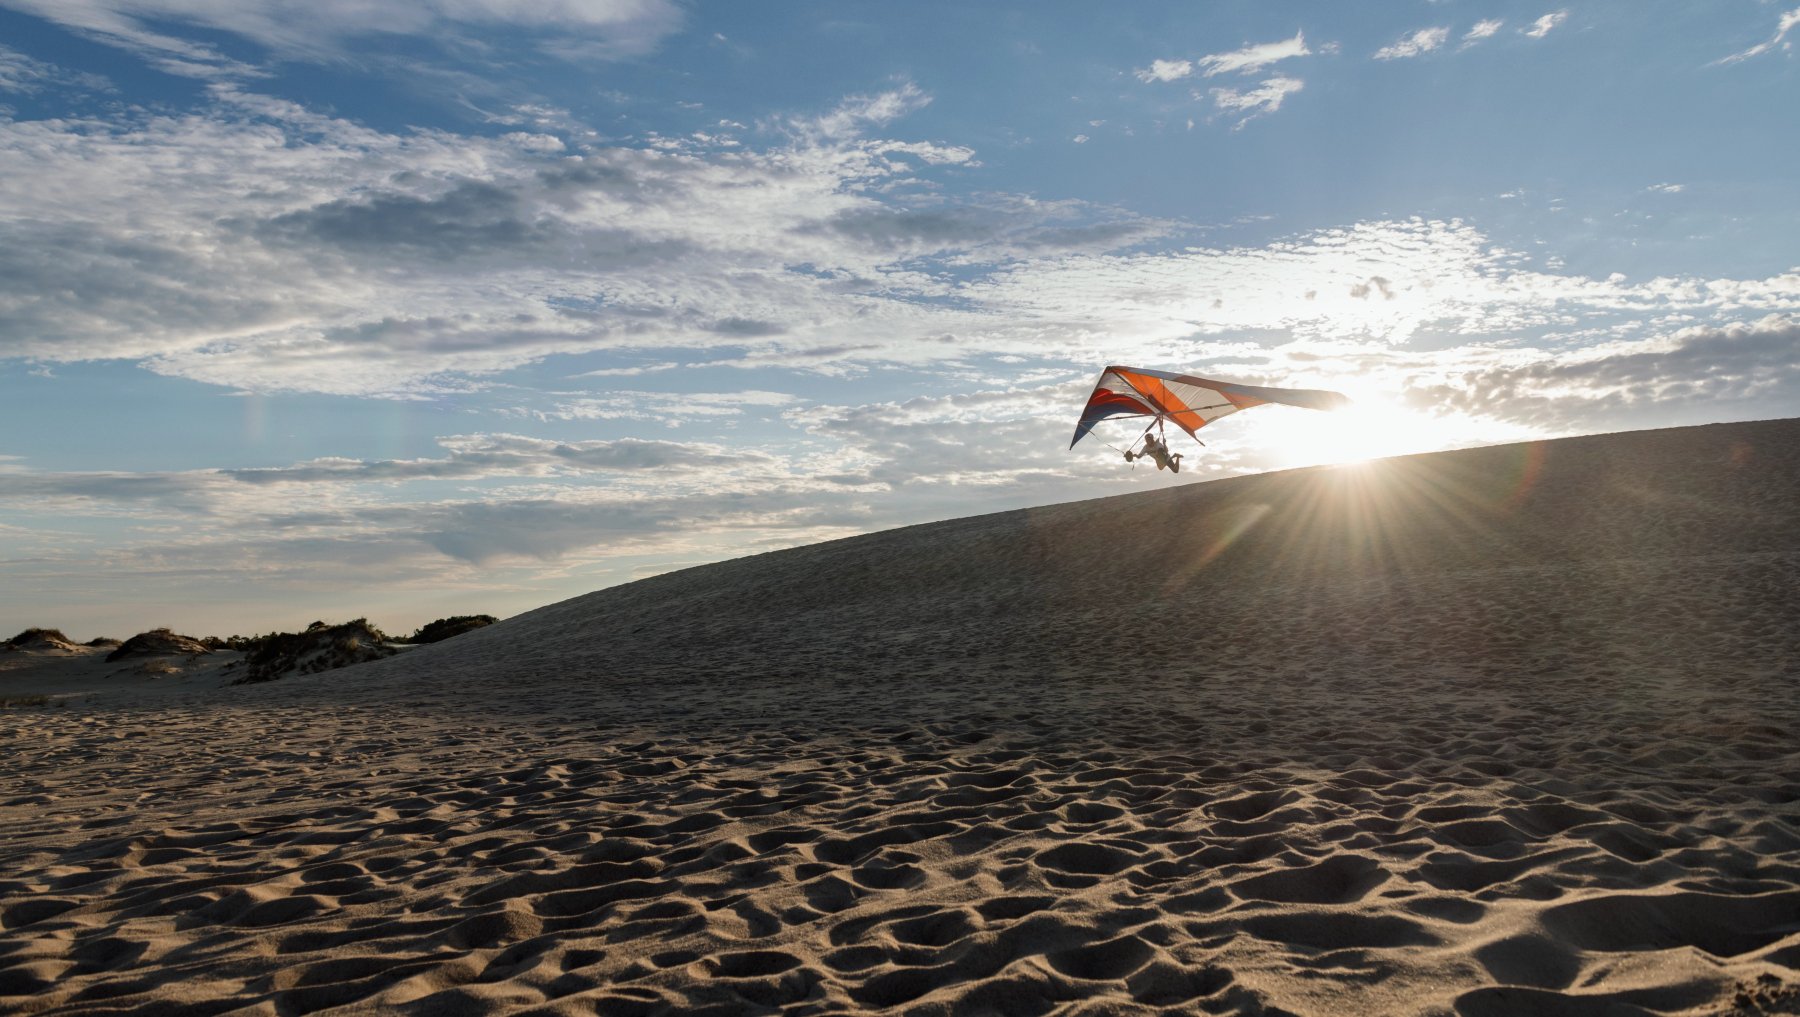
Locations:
3;419;1798;1015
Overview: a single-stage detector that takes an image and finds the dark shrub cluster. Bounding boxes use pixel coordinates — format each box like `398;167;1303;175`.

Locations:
232;618;396;685
405;615;498;644
6;628;72;648
105;628;211;662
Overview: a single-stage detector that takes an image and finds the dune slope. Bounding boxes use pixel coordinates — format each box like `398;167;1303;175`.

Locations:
3;419;1798;1016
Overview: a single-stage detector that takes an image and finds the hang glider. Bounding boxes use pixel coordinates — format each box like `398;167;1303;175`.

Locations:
1070;365;1350;451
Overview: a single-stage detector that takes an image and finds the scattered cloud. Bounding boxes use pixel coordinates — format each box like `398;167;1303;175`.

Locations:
1523;11;1569;40
805;82;933;139
1463;20;1504;45
0;43;112;93
1208;77;1304;128
0;83;1154;395
1072;133;1090;144
533;390;799;423
0;0;686;77
1715;6;1800;64
224;434;781;485
1403;315;1800;432
1197;31;1311;77
573;362;680;377
1136;31;1309;85
1375;27;1450;61
956;218;1800;357
1647;182;1685;194
1135;58;1193;83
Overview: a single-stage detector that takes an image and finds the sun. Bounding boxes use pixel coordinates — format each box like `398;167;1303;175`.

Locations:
1254;391;1451;469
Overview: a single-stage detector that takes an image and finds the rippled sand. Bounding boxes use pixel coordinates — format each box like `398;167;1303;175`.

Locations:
4;419;1799;1015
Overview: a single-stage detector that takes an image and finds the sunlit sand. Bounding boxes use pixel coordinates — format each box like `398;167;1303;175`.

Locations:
3;419;1798;1015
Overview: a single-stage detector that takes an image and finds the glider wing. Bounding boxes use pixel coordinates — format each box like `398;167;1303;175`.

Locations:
1070;366;1349;449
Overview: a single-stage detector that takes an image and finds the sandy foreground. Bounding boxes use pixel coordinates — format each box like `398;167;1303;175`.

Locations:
3;420;1799;1016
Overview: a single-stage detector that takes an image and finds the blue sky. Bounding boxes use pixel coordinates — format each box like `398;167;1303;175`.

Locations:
3;1;1798;638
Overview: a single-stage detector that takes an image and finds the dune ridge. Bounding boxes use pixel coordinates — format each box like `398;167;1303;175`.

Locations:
2;419;1798;1015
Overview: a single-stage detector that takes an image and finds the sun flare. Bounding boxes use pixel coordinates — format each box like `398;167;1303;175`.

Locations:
1255;392;1467;469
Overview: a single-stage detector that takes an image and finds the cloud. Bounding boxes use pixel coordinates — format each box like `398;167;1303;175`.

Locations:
572;362;680;377
0;433;788;518
805;82;932;140
0;469;225;514
1375;27;1450;60
0;83;1147;395
1135;59;1193;83
19;313;1800;558
1523;11;1569;40
0;75;1175;400
1402;315;1800;431
408;485;882;564
0;0;686;77
259;180;557;256
1197;31;1311;77
7;80;1800;408
954;218;1800;361
225;434;782;485
0;42;112;93
1136;31;1309;85
1647;182;1685;194
1208;77;1304;128
1715;6;1800;65
1463;20;1504;44
533;390;799;423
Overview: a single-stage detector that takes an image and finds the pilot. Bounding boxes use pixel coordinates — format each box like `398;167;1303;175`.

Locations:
1128;431;1181;473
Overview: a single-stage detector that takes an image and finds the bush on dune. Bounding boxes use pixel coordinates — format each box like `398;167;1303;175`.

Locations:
405;615;498;644
232;618;397;685
6;627;73;647
6;628;82;652
105;628;211;662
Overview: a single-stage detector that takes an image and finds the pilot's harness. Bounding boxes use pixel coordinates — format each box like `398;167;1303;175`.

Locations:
1105;417;1177;467
1110;415;1210;468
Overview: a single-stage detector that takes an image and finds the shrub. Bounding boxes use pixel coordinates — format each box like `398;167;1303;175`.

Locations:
105;628;210;662
232;618;396;685
406;615;497;644
6;627;71;647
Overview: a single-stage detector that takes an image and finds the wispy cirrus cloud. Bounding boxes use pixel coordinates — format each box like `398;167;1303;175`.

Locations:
1462;20;1504;46
802;82;936;140
1197;31;1310;77
0;434;787;510
1137;30;1309;84
1135;58;1193;83
530;391;800;423
1207;76;1304;128
224;434;782;484
1523;11;1569;40
0;0;686;78
1714;6;1800;65
0;42;113;93
1374;27;1449;61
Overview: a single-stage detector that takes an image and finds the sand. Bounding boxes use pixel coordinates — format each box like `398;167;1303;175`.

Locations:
3;419;1798;1015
